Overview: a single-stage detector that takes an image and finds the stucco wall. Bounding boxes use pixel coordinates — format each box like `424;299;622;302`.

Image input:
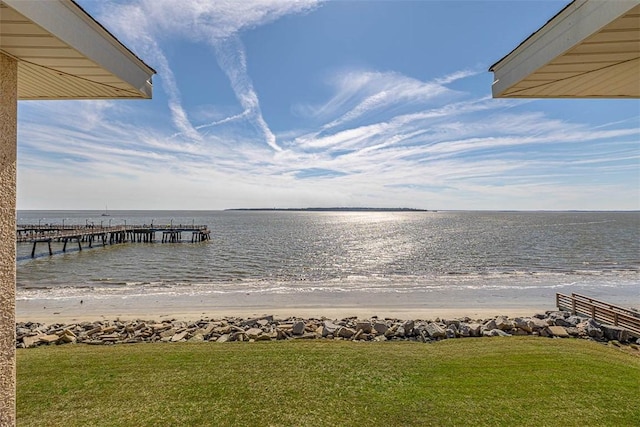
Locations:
0;53;18;427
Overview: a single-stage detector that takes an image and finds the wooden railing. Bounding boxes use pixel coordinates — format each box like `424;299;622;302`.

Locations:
556;293;640;337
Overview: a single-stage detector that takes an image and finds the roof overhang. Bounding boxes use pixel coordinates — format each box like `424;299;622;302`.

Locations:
489;0;640;98
0;0;155;100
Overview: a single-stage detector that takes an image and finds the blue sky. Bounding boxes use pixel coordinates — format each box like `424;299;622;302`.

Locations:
16;0;640;210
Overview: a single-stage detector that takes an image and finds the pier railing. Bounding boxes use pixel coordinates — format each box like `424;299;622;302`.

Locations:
556;293;640;337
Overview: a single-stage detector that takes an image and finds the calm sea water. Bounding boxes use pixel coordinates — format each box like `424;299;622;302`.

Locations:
16;210;640;306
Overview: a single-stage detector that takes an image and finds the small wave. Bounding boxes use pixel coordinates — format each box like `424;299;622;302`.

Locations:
15;266;639;301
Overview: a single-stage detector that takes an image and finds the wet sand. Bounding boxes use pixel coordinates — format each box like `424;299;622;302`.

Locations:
18;281;638;325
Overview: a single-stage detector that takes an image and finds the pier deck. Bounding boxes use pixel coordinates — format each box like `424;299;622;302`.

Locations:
16;224;210;257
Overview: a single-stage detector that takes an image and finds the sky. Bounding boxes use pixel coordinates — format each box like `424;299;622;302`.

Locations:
16;0;640;211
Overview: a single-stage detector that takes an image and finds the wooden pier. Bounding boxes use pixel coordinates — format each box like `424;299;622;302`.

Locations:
16;224;211;257
556;292;640;338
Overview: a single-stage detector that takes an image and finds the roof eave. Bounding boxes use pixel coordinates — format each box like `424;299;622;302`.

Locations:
489;0;640;98
2;0;155;99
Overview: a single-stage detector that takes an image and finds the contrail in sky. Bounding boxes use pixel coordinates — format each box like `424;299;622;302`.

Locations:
211;34;281;151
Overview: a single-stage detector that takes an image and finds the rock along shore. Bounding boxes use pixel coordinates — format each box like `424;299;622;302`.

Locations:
16;310;639;349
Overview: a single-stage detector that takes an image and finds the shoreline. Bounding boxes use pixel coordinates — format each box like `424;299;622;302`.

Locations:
17;294;555;324
16;306;551;325
16;284;638;325
16;291;639;348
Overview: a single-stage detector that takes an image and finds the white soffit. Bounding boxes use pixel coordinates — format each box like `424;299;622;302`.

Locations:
489;0;640;98
0;0;155;100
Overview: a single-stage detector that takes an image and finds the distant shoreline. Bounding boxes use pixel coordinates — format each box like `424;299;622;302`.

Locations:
226;207;431;212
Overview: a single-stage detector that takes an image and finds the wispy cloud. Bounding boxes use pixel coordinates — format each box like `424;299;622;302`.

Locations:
212;35;280;151
100;0;321;150
434;68;483;85
299;70;458;129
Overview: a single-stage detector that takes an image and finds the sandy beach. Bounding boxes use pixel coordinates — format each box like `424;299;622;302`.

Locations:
16;290;557;324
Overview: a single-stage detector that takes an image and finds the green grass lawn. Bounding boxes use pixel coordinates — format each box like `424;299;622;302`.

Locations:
17;337;640;426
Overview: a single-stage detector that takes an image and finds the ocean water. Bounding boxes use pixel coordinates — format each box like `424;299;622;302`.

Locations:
15;210;640;308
